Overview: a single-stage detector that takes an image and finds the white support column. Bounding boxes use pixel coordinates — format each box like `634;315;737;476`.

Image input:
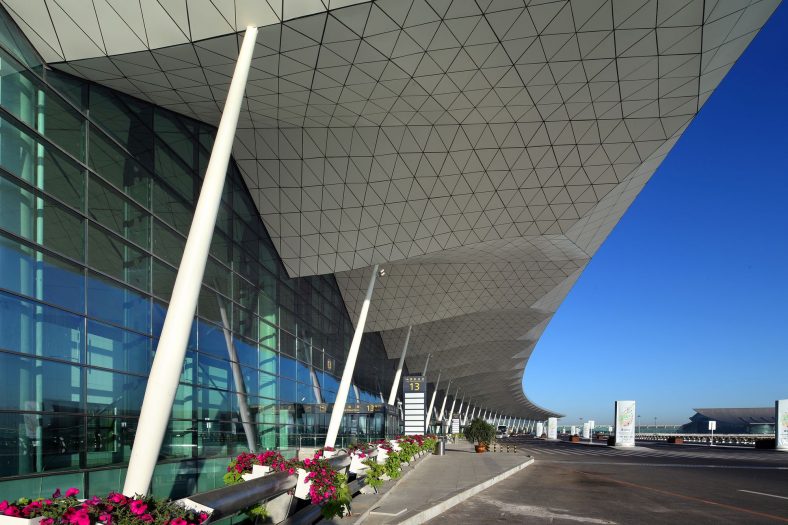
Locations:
438;379;452;422
421;353;431;377
122;26;258;497
325;265;380;449
456;394;465;424
447;388;459;423
217;300;256;452
387;325;411;406
462;400;471;425
425;371;441;433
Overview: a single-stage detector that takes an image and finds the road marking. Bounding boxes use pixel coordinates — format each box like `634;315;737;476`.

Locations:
539;461;788;470
739;489;788;500
578;471;788;523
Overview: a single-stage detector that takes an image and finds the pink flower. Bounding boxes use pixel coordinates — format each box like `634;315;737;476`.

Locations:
41;518;54;525
108;493;127;505
140;514;154;523
129;500;148;516
288;468;295;475
52;489;62;498
66;488;80;498
3;506;21;517
99;513;113;524
0;502;8;512
198;512;209;523
171;518;188;525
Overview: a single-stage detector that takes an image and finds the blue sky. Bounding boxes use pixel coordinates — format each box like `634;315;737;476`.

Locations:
523;3;788;426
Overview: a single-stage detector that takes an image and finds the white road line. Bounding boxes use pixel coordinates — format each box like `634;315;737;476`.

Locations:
738;489;788;500
538;461;788;470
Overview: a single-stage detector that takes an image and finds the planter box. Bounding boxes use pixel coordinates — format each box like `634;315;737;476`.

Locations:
241;464;272;481
376;446;389;464
294;469;312;500
0;517;45;525
570;436;581;443
390;440;401;451
349;452;369;474
322;449;338;458
667;437;684;444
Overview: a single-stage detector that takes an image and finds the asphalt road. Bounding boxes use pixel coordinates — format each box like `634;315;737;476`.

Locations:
427;437;788;524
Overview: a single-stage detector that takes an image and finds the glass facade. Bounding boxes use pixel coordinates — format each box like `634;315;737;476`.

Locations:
0;7;398;501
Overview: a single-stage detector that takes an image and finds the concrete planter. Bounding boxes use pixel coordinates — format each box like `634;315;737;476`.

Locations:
0;517;45;525
241;464;272;481
376;446;389;464
570;436;581;443
294;469;312;500
667;437;684;444
390;440;401;451
349;452;369;474
322;449;338;458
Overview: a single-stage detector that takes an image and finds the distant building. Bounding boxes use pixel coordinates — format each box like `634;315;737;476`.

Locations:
682;408;775;434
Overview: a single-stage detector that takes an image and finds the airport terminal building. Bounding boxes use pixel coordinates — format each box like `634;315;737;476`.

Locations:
0;0;778;499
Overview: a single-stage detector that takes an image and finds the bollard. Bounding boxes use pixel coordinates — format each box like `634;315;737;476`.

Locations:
507;445;510;453
493;443;497;453
514;444;517;453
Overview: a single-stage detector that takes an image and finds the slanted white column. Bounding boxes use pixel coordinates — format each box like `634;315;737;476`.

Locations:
325;265;380;449
456;394;465;424
425;371;441;433
438;379;452;422
447;388;459;423
387;325;412;406
421;353;431;377
122;26;258;497
462;399;471;425
217;299;256;452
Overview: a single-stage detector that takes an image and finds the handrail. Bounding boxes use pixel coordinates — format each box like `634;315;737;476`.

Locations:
177;449;377;523
179;471;297;521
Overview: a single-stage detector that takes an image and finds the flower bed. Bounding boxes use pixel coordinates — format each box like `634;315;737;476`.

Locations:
223;451;350;520
361;435;437;490
0;489;209;525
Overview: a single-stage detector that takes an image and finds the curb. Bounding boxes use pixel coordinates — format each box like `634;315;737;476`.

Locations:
396;456;535;525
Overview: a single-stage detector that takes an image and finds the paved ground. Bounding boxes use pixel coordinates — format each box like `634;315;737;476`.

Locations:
428;437;788;524
352;440;532;524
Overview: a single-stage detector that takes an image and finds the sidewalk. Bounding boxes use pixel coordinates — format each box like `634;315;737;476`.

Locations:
345;441;533;525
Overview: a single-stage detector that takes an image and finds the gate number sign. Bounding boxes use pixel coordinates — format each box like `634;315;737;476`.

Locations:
403;375;426;435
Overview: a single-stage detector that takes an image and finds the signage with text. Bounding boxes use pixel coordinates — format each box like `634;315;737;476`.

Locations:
614;400;636;447
402;375;426;435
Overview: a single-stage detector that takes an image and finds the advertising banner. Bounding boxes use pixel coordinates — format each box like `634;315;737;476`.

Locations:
547;417;558;440
536;422;544;437
614;400;636;447
777;399;788;451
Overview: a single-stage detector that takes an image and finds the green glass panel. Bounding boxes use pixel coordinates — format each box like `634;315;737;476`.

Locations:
0;412;84;477
88;175;149;248
0;172;84;260
0;114;84;209
88;127;150;207
88;223;150;292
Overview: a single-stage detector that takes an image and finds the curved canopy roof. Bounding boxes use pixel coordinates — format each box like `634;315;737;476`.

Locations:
4;0;778;419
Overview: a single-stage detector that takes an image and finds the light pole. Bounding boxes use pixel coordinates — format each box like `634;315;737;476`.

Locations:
637;414;641;435
654;416;657;435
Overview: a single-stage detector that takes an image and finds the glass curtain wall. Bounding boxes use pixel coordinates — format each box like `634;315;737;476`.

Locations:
0;7;395;501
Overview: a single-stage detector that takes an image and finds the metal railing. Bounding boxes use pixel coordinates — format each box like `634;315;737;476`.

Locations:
179;448;376;525
636;433;774;446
